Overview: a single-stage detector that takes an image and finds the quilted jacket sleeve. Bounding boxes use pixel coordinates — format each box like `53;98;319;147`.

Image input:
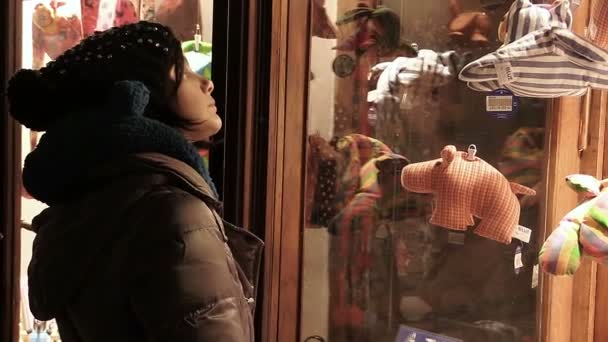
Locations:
127;190;253;342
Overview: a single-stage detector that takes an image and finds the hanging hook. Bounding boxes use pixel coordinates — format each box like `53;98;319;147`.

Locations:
466;144;477;160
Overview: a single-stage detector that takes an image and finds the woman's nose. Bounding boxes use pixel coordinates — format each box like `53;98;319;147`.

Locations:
202;78;214;93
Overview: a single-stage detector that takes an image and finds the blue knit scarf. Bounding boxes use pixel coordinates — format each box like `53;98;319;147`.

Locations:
22;81;218;205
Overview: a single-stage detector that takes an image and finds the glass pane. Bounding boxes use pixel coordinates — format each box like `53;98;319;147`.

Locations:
18;1;213;339
301;1;547;341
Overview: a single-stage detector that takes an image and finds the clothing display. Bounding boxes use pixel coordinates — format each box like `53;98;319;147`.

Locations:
81;0;139;37
306;135;342;227
32;1;83;69
401;145;536;244
328;140;409;342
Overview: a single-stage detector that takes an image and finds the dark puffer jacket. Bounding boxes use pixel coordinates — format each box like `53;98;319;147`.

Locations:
28;153;263;341
22;81;263;342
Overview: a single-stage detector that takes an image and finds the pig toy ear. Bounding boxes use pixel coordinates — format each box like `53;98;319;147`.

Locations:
440;145;457;165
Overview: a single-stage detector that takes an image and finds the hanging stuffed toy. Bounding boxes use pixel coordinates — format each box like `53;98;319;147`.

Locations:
498;127;544;207
367;49;460;118
312;0;338;39
305;134;342;227
81;0;139;37
333;3;401;57
539;175;608;276
587;0;608;49
32;1;83;69
447;0;492;46
458;0;608;98
155;0;200;41
401;145;536;244
329;138;409;332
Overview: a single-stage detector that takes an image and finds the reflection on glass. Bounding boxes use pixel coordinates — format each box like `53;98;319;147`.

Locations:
302;1;546;342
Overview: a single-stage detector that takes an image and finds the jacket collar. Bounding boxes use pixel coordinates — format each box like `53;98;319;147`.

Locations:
130;152;222;210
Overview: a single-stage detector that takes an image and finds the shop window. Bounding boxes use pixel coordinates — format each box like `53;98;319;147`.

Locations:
301;1;546;341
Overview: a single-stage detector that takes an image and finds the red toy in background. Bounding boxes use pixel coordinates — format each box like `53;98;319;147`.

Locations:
155;0;200;41
81;0;139;37
333;3;401;57
312;0;338;39
32;0;83;69
447;0;491;46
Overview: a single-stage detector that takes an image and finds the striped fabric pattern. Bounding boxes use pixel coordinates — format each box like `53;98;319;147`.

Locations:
539;197;593;275
503;0;572;45
459;28;608;97
367;50;457;105
588;0;608;49
540;178;608;276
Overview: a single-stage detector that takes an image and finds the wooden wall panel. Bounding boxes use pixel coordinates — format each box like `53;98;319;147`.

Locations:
571;89;605;342
539;99;580;342
566;1;599;341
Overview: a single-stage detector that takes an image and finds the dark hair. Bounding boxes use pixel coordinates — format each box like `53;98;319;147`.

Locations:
7;21;186;131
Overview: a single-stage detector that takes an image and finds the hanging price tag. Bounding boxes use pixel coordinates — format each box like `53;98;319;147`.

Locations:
512;225;532;243
514;245;524;274
447;232;465;245
531;264;539;289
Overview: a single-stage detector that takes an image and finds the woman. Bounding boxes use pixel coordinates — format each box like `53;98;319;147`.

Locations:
7;22;261;341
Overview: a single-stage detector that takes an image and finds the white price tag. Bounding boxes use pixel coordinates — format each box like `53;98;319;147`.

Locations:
513;225;532;243
447;232;465;245
531;264;539;289
495;62;515;85
514;246;524;273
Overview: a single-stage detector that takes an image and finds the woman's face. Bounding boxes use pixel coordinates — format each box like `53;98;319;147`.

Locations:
170;61;222;142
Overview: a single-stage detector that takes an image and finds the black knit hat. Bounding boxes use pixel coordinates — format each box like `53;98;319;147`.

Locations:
7;21;184;131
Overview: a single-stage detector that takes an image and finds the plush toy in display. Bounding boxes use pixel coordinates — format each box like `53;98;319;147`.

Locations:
312;0;338;39
81;0;139;37
447;0;491;46
401;145;536;244
181;40;212;79
333;4;401;57
32;1;83;69
539;175;608;276
155;0;200;41
367;50;460;117
588;0;608;49
457;0;608;98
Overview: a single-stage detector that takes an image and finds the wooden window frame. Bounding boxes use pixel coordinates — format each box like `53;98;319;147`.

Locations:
1;0;22;340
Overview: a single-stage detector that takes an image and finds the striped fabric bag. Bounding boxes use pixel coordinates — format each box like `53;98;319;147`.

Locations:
459;0;608;98
459;28;608;97
587;0;608;49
